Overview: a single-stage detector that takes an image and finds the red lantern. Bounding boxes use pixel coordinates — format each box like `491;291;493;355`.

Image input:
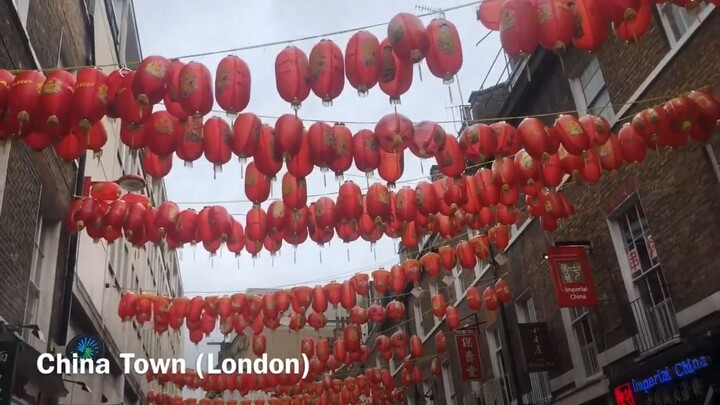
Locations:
275;113;304;161
308;39;345;106
132;55;170;106
352;129;380;175
215;55;251;115
602;0;642;24
514;149;541;186
254;124;283;178
435;135;466;178
489;225;510;252
153;201;179;237
275;46;311;110
665;95;700;143
495;278;512;303
313;197;338;230
477;0;504;30
252;334;266;356
375;112;414;154
386;300;406;320
387;13;429;63
466;286;483;310
282;173;307;210
176;117;203;166
518;117;555;159
307;121;335;170
484;287;499;311
687;89;720;134
415;181;440;216
500;0;539;60
378;38;413;104
37;70;76;139
316;338;330;363
492;121;523;156
333;339;346;363
618;123;647;164
420;252;442;277
54;131;87;162
431;293;447;318
345;31;382;96
390;264;407;295
580;114;612;146
366;183;391;223
435;331;448;353
203;117;233;174
166;59;185;102
351;273;370;296
245;206;267;242
307;312;328;331
343;324;362;352
340;280;357;310
231;112;261;163
554;115;590;155
537;0;575;52
425;18;463;83
310;285;328;314
571;0;609;52
438;245;457;271
402;259;422;283
328;123;354;177
178;62;213;117
378;149;404;188
350;306;368;325
336;181;363;221
456;241;478;270
580;148;603;182
410;335;423;358
145;111;180;157
460;123;497;162
245;162;272;206
227;219;246;256
71;67;108;130
411;120;446;159
445;306;460;329
470;235;491;260
286;131;313;180
143;148;173;179
614;0;652;42
5;70;45;137
368;304;386;324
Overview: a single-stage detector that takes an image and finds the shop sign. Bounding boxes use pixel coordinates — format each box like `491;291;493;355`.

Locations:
546;246;598;307
0;341;19;405
454;332;483;381
628;355;711;394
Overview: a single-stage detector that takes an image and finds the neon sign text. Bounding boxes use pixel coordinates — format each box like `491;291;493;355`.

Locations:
630;356;711;393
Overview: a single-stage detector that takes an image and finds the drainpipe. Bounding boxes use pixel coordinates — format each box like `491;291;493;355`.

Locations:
55;153;87;346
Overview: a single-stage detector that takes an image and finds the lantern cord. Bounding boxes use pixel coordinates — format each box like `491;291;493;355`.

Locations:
6;1;483;74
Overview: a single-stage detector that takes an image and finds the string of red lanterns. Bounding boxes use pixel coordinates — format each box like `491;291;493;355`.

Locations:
480;0;716;61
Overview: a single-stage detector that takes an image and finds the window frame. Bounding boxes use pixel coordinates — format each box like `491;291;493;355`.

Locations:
568;306;601;379
23;213;47;343
514;292;538;324
440;357;456;404
656;1;711;48
12;0;31;27
568;57;617;124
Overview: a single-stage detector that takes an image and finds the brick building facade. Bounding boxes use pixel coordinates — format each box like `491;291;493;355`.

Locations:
380;3;720;405
0;0;92;403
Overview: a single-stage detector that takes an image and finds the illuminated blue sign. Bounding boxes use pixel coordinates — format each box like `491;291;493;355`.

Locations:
630;356;711;393
66;334;105;361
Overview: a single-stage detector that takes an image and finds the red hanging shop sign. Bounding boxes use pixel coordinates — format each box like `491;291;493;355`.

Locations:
455;332;484;381
546;246;598;308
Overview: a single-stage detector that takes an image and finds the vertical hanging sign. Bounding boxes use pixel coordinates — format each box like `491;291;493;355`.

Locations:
454;332;484;381
546;246;598;308
0;341;19;405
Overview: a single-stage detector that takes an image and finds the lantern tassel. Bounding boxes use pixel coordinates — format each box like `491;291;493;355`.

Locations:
184;160;193;168
525;63;532;82
253;257;256;268
193;247;196;262
323;172;327;187
417;63;423;82
347;248;350;262
335;173;343;183
293;247;297;264
420;160;424;174
319;250;323;264
390;96;401;105
213;164;222;179
373;246;377;261
237;258;240;269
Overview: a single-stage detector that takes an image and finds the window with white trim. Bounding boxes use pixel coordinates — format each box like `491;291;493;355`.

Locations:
515;294;537;324
705;131;720;184
412;290;424;339
12;0;31;27
440;357;456;404
657;2;709;46
23;214;48;343
422;380;434;405
609;198;679;351
486;327;513;402
569;58;616;124
568;306;600;378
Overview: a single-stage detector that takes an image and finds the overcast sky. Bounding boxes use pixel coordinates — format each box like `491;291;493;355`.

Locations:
133;0;504;379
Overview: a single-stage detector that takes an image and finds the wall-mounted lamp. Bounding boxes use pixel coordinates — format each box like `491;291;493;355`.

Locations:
0;321;45;343
63;378;92;393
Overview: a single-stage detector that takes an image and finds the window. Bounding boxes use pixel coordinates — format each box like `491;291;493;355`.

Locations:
12;0;31;27
486;328;513;403
570;58;616;124
440;358;456;404
429;281;441;327
515;295;537;324
412;294;424;339
23;215;48;343
569;306;600;378
705;131;720;184
657;2;709;45
611;199;679;351
422;381;434;405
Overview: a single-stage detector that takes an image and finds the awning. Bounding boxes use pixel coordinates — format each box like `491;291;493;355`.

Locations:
0;333;68;399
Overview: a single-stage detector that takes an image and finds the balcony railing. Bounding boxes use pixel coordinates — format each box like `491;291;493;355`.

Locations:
480;374;512;405
526;371;552;404
630;296;680;353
